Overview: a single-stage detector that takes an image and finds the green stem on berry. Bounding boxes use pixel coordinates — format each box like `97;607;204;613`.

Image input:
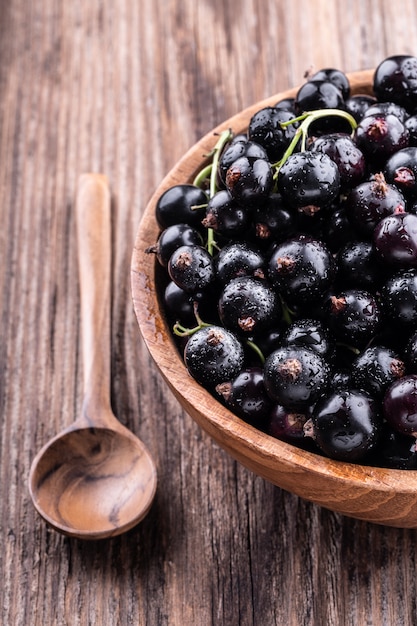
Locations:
205;129;234;255
173;321;205;337
209;128;233;198
193;164;212;188
190;202;209;211
206;227;217;255
172;302;211;337
336;341;361;355
272;108;358;180
246;339;266;365
280;296;294;326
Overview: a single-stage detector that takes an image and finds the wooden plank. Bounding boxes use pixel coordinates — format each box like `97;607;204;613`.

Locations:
1;0;417;624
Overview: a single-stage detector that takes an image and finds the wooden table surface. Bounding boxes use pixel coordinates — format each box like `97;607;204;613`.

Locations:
3;1;417;624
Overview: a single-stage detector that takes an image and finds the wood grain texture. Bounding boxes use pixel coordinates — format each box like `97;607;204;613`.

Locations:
2;0;417;624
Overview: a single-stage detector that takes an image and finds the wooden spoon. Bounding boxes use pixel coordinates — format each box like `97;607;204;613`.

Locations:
29;174;157;539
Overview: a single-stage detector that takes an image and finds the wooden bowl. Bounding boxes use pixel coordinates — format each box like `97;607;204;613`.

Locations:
131;69;417;528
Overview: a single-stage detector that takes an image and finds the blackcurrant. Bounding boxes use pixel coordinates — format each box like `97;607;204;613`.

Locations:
324;289;380;348
345;172;406;237
354;113;409;165
304;389;381;462
373;209;417;267
337;241;384;290
215;367;272;426
383;375;417;439
184;325;245;388
345;93;377;122
155;184;208;230
267;404;312;446
351;346;405;399
225;155;273;207
268;234;335;306
308;132;366;190
380;269;417;327
218;137;267;185
218;276;280;335
264;345;331;410
307;68;350;100
202;189;249;238
248;107;299;162
384;146;417;200
168;244;215;293
277;151;341;213
214;242;265;284
148;223;203;267
373;55;417;113
251;193;296;244
280;318;334;362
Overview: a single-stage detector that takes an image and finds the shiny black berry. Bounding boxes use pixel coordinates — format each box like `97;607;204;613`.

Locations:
364;101;409;123
295;80;349;133
304;389;381;462
373;55;417;113
280;318;334;362
155;184;208;230
251;193;296;244
354;113;409;166
148;223;203;267
345;172;406;237
214;242;265;285
215;367;272;426
380;269;417;327
325;289;380;348
163;281;220;327
248;107;299;162
225;155;273;207
163;281;199;326
218;276;280;335
268;234;335;306
384;147;417;200
202;189;249;238
168;244;215;293
351;346;405;399
344;94;377;122
307;68;350;100
218;137;268;185
264;346;331;410
383;375;417;439
267;404;312;445
308;132;366;190
184;325;245;388
277;152;341;214
337;241;384;290
274;97;296;113
373;209;417;267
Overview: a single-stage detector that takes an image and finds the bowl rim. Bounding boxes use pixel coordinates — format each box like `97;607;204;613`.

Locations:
131;68;417;525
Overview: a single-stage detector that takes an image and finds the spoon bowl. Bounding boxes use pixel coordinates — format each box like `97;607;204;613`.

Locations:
29;174;157;539
30;424;156;538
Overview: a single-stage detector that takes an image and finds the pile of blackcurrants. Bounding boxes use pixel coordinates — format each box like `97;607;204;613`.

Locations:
148;54;417;468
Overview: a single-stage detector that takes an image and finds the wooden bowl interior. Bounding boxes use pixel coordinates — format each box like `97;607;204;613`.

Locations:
132;69;417;528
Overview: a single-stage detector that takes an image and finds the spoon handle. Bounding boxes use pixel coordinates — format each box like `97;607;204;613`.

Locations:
76;173;112;420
